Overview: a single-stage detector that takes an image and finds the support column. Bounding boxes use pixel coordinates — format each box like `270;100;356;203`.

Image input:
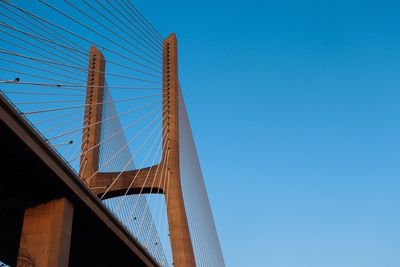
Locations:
80;46;105;185
163;33;196;267
17;198;74;267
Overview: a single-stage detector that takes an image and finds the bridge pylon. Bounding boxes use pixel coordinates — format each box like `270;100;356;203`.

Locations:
81;34;196;267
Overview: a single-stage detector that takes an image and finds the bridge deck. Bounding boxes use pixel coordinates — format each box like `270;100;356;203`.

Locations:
0;94;159;266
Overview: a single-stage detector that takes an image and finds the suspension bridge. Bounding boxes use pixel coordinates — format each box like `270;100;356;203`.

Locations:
0;1;224;266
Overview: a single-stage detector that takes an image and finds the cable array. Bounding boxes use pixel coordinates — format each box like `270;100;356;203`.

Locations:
99;85;168;264
178;87;226;266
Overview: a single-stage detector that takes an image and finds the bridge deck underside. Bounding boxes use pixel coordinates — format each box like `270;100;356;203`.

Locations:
0;96;158;267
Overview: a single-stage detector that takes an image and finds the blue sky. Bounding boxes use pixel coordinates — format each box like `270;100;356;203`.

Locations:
136;1;400;266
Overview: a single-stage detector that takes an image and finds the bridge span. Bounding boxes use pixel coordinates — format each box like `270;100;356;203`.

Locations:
0;92;158;266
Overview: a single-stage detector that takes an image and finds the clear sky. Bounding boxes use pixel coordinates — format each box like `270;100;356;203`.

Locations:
136;1;400;266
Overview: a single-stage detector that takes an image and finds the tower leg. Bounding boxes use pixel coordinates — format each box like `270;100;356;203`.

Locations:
163;33;196;267
17;198;74;267
80;46;105;185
